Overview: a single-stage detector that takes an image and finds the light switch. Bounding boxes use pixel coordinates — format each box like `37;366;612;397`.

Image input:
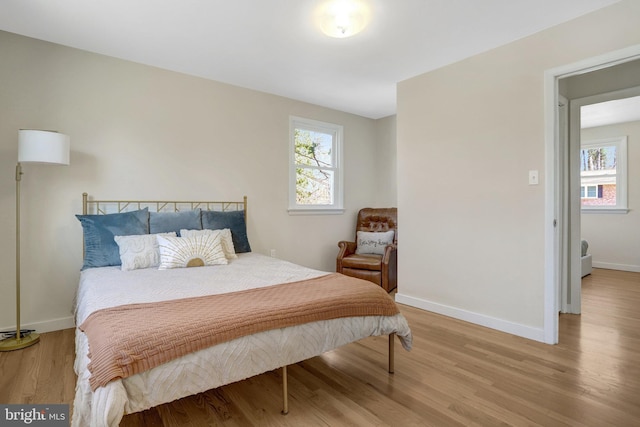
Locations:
529;170;539;185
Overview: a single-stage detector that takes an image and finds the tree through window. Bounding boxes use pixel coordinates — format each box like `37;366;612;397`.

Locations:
580;136;627;211
289;117;343;213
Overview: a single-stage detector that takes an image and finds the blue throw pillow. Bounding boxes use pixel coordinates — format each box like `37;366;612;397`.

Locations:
201;210;251;253
76;208;149;270
149;209;202;235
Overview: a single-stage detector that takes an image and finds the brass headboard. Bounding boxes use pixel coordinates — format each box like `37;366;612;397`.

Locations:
81;192;247;220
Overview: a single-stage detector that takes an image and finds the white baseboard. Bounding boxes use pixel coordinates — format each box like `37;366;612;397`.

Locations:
592;262;640;273
0;316;75;335
394;293;545;343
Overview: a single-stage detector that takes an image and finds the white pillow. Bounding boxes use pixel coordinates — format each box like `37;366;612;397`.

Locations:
157;233;228;269
114;232;176;271
180;228;237;259
355;230;395;255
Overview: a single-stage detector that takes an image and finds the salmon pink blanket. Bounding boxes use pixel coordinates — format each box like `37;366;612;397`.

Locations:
80;273;399;391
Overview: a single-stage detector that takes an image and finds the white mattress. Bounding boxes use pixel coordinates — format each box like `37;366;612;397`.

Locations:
72;253;412;427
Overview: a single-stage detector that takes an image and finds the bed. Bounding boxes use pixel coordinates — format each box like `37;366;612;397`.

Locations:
72;194;412;427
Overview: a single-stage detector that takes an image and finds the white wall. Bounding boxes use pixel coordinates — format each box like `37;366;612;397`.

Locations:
581;120;640;272
374;115;397;207
396;0;640;341
0;31;390;332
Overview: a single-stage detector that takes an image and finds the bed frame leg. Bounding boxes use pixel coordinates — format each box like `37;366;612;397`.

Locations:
388;333;395;374
281;365;289;415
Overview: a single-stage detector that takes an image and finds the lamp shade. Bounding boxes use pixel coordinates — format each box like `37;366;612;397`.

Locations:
18;130;70;165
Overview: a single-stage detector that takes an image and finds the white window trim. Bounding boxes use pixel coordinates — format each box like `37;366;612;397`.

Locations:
580;136;628;214
288;116;344;215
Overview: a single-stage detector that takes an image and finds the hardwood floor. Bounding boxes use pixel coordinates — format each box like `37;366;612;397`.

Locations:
1;268;638;426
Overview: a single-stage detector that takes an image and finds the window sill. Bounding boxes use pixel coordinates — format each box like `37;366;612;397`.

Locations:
288;208;345;216
581;208;629;214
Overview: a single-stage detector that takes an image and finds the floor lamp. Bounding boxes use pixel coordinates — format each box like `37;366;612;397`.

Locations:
0;130;70;352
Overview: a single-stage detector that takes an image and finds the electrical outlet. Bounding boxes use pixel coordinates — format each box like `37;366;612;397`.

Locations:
270;249;276;258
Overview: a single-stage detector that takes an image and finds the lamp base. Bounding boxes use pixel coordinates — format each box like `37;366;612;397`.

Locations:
0;333;40;352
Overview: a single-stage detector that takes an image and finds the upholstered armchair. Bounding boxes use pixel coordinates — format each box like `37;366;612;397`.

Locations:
336;208;397;292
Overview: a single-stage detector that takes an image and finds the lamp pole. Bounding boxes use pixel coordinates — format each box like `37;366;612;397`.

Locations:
16;162;24;341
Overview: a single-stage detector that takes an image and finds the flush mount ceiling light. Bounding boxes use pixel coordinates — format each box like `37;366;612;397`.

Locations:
316;0;371;38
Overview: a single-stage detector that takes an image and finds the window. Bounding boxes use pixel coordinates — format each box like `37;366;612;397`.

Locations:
289;116;344;214
580;136;627;213
580;185;599;199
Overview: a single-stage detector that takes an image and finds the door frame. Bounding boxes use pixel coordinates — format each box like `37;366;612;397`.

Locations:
543;44;640;344
556;94;569;314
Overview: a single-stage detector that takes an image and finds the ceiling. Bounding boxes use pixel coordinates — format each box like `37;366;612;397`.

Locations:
581;96;640;128
0;0;622;119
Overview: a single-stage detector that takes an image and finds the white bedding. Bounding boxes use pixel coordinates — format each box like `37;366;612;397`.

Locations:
72;253;412;427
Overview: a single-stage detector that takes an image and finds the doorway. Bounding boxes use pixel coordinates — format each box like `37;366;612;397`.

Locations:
562;80;640;316
543;45;640;344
